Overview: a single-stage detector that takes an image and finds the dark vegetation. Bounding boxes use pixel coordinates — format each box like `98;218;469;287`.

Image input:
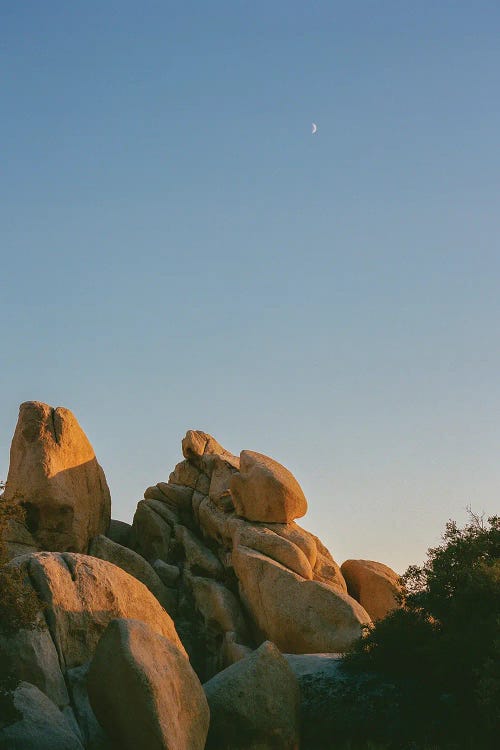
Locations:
303;512;500;749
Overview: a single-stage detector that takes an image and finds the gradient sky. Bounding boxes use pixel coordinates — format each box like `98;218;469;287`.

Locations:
1;1;499;572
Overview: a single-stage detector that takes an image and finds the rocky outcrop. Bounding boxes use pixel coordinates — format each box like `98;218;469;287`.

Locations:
9;552;185;671
3;518;40;561
341;559;402;621
3;402;111;553
88;618;209;750
88;534;174;614
203;641;300;750
0;682;84;750
130;430;370;679
1;552;188;748
0;408;393;750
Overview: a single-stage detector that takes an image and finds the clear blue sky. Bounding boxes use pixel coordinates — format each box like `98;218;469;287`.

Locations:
1;1;499;572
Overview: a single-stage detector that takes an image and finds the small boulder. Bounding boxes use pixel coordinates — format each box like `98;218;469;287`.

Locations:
341;559;402;621
131;499;173;563
203;641;300;750
176;525;223;579
88;618;209;750
0;682;84;750
0;615;69;709
3;519;40;561
3;401;111;553
230;451;307;523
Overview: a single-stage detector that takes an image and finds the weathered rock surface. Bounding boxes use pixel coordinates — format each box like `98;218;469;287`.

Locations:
0;682;84;750
204;640;300;750
233;545;371;653
88;618;209;750
105;519;131;547
153;559;180;587
131;499;173;563
88;534;173;613
0;615;69;708
3;519;40;561
231;450;307;523
341;559;402;621
129;430;369;677
66;664;113;750
0;408;401;750
9;552;185;670
3;401;111;553
234;524;314;579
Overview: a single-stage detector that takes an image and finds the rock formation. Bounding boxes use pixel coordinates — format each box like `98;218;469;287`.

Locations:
0;682;85;750
203;640;300;750
0;404;403;749
8;552;185;670
3;402;110;553
88;618;209;750
129;430;371;679
0;552;189;749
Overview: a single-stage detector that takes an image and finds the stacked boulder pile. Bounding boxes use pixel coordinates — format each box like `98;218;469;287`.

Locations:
0;402;402;749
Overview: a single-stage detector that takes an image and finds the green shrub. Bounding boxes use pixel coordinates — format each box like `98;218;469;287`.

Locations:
303;513;500;749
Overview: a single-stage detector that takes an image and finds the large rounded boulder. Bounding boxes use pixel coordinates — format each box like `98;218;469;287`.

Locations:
88;618;209;750
230;450;307;523
9;552;185;670
233;545;371;653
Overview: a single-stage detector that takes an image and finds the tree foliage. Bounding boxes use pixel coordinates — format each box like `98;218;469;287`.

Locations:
303;512;500;749
348;512;500;748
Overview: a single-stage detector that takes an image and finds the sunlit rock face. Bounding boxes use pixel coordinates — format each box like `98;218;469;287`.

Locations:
131;430;371;680
88;618;209;750
4;401;111;553
231;450;308;523
8;552;185;670
341;558;402;621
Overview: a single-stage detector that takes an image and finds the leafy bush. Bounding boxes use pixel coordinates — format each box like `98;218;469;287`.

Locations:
303;513;500;749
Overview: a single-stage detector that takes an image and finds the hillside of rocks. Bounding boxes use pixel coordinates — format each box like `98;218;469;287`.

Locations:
0;401;402;749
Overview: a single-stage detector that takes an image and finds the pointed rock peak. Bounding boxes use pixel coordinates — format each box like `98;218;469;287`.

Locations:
4;401;111;553
182;430;226;463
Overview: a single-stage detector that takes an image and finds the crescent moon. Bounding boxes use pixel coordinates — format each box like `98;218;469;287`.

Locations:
311;123;317;134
